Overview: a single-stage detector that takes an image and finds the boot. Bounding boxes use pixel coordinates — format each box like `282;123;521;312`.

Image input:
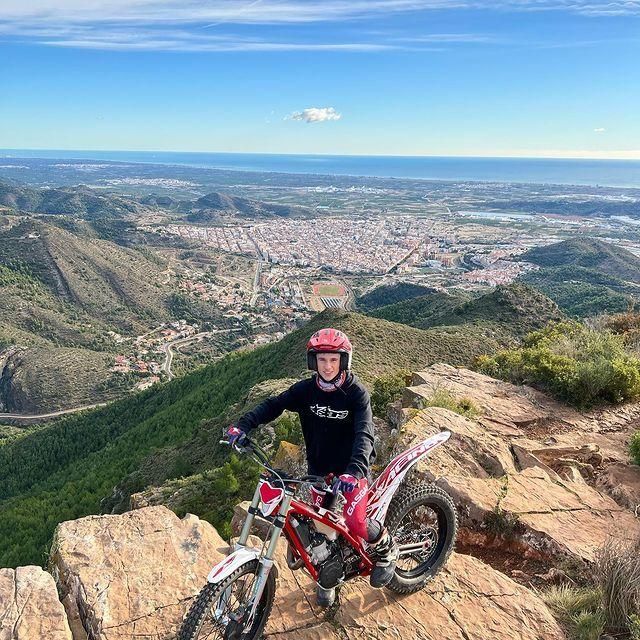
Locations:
315;584;336;608
368;528;399;588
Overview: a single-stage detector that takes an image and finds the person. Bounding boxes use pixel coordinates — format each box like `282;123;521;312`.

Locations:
226;327;398;607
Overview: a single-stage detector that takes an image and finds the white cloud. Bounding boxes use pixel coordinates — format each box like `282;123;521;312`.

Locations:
2;0;639;25
397;32;498;43
594;127;606;133
0;22;397;51
287;107;342;123
1;1;639;51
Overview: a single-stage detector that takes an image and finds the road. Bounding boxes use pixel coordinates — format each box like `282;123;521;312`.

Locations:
0;403;109;425
1;330;241;422
160;332;211;380
250;256;263;306
160;328;242;379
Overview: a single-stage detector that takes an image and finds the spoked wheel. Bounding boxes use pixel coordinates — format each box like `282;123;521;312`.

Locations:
179;560;275;640
384;483;458;594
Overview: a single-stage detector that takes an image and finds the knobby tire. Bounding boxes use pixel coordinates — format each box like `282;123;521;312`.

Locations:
179;559;275;640
384;482;458;594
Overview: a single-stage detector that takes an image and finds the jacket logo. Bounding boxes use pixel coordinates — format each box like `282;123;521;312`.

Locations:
310;404;349;420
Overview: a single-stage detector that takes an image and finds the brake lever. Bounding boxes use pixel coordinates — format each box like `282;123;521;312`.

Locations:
219;439;249;453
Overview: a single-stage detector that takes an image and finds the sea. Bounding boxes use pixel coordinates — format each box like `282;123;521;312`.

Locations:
1;149;640;189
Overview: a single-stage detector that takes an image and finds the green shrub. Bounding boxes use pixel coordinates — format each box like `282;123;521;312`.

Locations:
631;432;640;466
541;585;604;640
371;369;411;417
418;388;480;419
570;610;605;640
483;508;521;538
542;585;602;621
476;321;640;407
629;614;640;640
272;413;302;446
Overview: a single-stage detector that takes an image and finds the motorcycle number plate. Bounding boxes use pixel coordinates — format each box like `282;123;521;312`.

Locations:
258;480;284;517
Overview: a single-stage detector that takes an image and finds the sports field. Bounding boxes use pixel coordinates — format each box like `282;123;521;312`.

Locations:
312;282;346;297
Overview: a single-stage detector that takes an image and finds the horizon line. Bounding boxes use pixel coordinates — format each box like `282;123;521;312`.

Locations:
2;147;640;162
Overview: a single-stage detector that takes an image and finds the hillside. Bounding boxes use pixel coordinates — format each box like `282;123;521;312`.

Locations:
521;267;635;317
186;191;312;221
356;281;437;310
0;308;521;567
368;283;564;339
0;347;130;414
424;284;564;335
368;289;472;328
0;181;143;219
0;218;171;329
522;237;640;282
0;218;179;412
519;238;640;317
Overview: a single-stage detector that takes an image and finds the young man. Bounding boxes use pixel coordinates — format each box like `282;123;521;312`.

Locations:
226;327;398;606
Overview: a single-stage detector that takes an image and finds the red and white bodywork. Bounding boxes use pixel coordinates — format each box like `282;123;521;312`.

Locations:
207;546;261;584
367;431;451;523
206;430;451;586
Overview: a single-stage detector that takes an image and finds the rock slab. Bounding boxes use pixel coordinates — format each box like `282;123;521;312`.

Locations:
0;565;73;640
265;550;565;640
50;505;226;640
46;505;565;640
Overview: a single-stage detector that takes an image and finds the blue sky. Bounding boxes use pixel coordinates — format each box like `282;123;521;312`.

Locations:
0;0;638;158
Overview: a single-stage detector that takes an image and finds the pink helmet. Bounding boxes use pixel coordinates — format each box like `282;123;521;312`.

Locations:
306;328;353;372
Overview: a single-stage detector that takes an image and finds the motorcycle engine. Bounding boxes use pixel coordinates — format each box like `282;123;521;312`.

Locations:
290;516;346;588
312;535;344;588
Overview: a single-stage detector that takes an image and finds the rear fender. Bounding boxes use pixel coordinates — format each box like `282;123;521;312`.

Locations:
367;430;451;523
206;547;261;585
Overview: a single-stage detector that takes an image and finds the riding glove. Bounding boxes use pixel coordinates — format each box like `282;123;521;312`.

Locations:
336;473;358;494
226;425;248;448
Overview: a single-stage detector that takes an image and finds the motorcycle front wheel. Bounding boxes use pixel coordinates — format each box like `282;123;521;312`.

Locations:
179;559;276;640
384;483;458;595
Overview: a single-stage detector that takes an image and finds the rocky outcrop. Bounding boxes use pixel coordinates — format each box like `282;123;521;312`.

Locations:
229;508;564;639
46;506;564;640
595;462;640;512
404;364;582;432
396;364;640;566
265;548;564;640
0;566;73;640
49;506;226;640
406;364;640;436
329;553;564;640
440;466;638;562
394;407;518;480
272;440;306;476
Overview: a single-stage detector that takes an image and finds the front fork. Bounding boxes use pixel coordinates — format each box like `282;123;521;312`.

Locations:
236;485;294;627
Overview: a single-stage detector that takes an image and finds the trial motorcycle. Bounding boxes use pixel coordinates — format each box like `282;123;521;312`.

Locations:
179;431;458;640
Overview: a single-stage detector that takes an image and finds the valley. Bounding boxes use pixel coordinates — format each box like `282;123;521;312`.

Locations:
1;160;639;416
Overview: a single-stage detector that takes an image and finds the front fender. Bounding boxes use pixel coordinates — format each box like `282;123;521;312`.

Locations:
207;547;261;585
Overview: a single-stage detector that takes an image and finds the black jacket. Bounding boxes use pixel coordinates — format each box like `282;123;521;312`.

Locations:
237;373;375;479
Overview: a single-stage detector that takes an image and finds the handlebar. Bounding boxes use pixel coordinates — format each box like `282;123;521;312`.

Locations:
220;437;338;493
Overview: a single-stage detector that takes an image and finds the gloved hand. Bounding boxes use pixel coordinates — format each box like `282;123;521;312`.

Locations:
226;425;248;448
336;473;358;494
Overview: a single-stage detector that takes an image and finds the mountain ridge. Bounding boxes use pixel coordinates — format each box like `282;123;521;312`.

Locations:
0;304;550;567
518;237;640;317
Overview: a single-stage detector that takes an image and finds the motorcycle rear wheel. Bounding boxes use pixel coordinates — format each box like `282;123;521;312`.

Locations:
179;559;275;640
384;483;457;594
